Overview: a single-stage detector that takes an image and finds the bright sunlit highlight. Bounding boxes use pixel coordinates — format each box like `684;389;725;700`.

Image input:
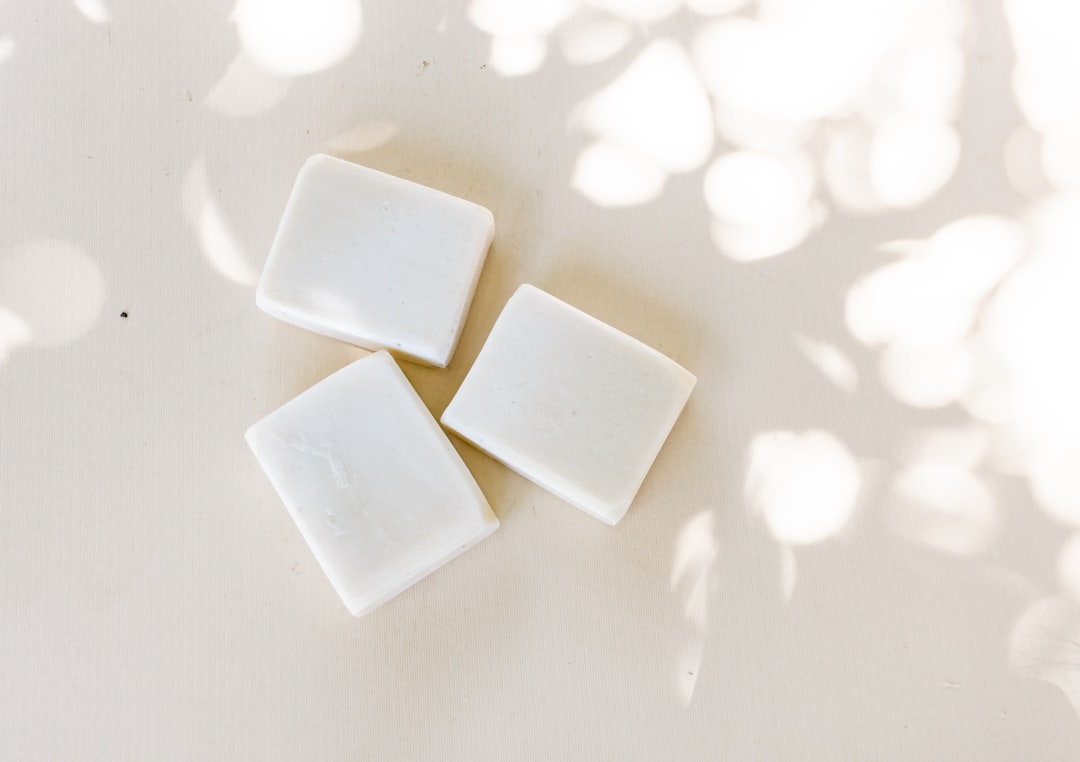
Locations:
182;162;259;287
869;117;960;208
1058;534;1080;601
73;0;110;23
670;511;717;706
234;0;362;76
1041;131;1080;191
587;0;680;24
580;40;713;174
571;141;667;207
685;0;750;15
888;462;998;555
489;35;547;77
793;334;858;393
880;342;971;409
1010;596;1080;716
558;16;631;66
746;430;860;546
327;120;400;153
704;150;817;261
0;306;31;363
204;52;294;118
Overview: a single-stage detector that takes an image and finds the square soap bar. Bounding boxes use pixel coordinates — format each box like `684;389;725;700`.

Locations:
256;154;494;368
246;351;498;616
442;284;695;525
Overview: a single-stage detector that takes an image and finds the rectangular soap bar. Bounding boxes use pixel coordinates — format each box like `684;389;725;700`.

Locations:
442;284;695;525
256;154;494;368
246;351;498;616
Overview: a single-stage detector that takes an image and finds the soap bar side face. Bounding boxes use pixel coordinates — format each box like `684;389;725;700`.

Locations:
247;351;498;615
442;285;695;524
256;155;494;367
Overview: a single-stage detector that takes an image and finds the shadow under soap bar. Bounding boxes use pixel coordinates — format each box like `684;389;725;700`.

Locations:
246;351;499;616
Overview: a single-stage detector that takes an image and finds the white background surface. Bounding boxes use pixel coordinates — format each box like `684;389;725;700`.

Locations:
3;0;1080;759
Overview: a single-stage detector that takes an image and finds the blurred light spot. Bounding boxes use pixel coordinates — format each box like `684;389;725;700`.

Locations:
469;0;577;38
1010;596;1080;717
73;0;110;23
876;238;922;256
204;52;293;118
684;0;749;15
181;161;258;287
824;125;883;213
587;0;680;24
880;342;971;408
888;462;998;555
903;426;989;470
704;150;817;261
670;511;716;706
469;0;575;75
670;511;718;601
327;120;399;153
779;543;797;602
793;334;858;393
879;42;963;121
0;306;32;362
705;151;813;226
1041;131;1080;191
578;40;713;174
571;141;666;207
1005;0;1080;135
953;194;1080;528
1028;451;1080;527
1004;127;1049;197
558;16;631;66
1012;65;1080;137
694;18;872;136
0;240;104;347
1025;192;1080;253
0;36;14;65
870;117;959;208
847;216;1025;349
746;430;860;546
1058;534;1080;601
926;215;1027;292
489;35;547;76
234;0;362;76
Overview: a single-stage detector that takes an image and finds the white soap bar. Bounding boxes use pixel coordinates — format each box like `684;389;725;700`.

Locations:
246;351;498;616
442;284;695;525
256;154;494;368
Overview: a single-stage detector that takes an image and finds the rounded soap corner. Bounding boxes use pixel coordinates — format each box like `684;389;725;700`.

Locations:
301;152;335;172
679;365;699;395
476;202;496;232
345;598;369;618
602;503;631;527
510;282;543;302
253;280;274;314
243;420;264;452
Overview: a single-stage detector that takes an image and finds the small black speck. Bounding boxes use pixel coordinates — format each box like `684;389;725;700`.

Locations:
480;64;486;69
120;311;128;318
687;671;694;676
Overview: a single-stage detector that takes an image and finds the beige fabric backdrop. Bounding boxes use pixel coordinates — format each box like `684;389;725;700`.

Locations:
3;0;1080;759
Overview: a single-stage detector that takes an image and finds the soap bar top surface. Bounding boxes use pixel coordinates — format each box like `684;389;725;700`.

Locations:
246;351;498;616
442;284;695;525
256;154;494;368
